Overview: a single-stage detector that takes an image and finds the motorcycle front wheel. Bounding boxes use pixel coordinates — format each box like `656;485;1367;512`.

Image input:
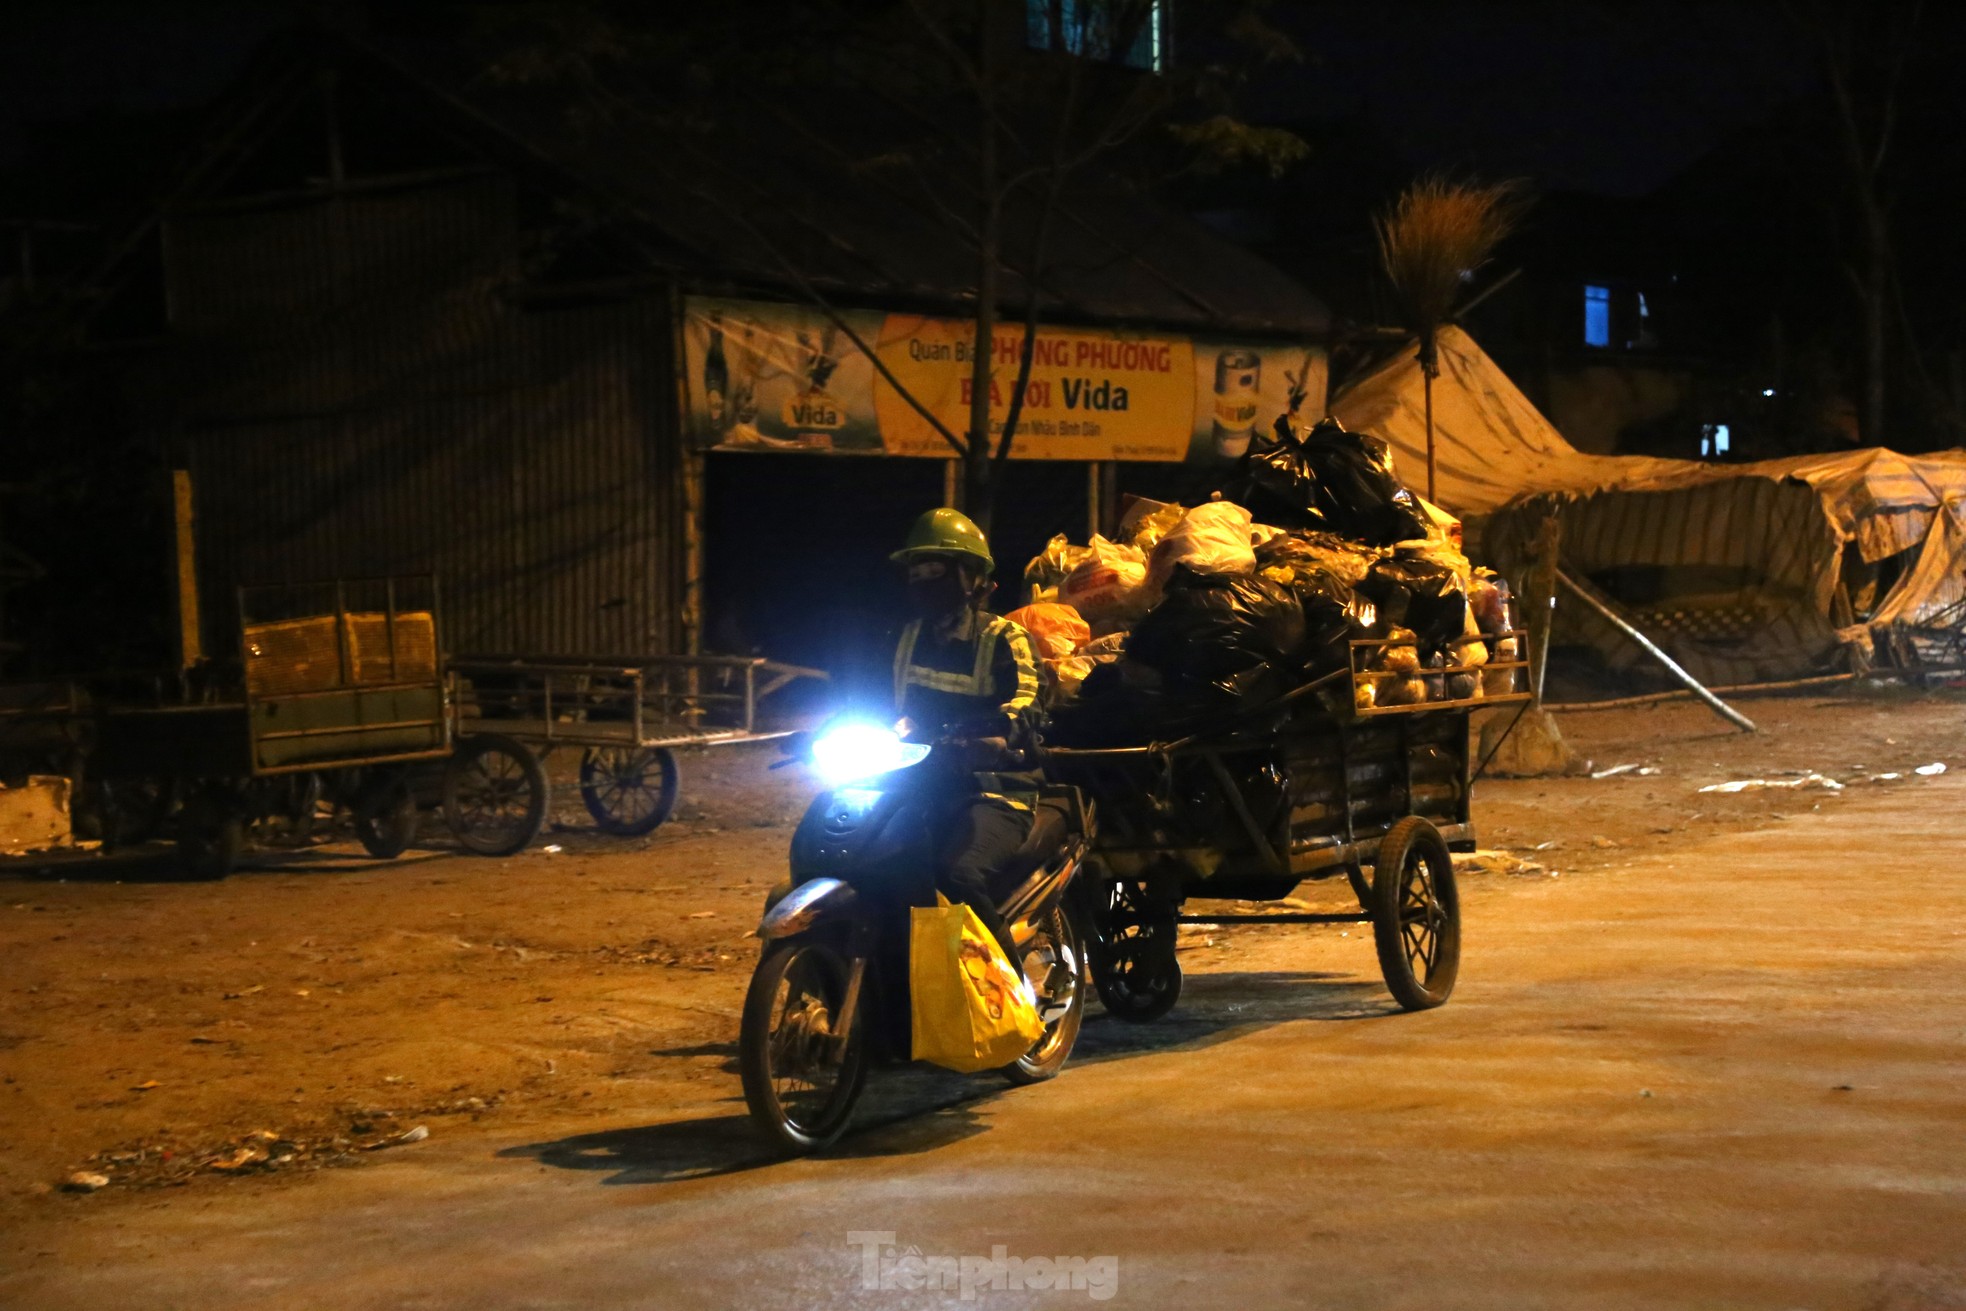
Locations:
1003;904;1087;1086
740;939;869;1154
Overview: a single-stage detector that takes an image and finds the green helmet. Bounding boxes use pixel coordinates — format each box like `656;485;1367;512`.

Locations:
890;507;994;574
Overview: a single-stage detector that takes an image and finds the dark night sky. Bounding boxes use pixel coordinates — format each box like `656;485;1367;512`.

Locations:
1259;4;1815;196
0;2;301;170
0;2;1819;203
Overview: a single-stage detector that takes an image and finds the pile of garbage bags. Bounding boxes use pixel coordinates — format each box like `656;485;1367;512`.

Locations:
1012;416;1522;745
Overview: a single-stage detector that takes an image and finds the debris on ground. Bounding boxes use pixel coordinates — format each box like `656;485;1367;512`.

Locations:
1915;762;1947;776
1699;774;1845;794
63;1171;109;1193
1455;849;1546;878
207;1145;267;1172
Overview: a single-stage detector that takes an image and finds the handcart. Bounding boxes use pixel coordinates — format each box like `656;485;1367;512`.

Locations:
88;577;548;875
1044;632;1532;1022
448;654;827;836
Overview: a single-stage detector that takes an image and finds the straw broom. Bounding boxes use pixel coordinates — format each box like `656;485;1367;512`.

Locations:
1374;177;1526;502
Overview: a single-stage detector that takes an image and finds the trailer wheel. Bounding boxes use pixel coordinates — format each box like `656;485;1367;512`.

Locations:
1090;878;1182;1023
353;772;418;859
94;774;176;848
443;734;549;857
1370;816;1461;1011
175;786;242;880
579;746;680;836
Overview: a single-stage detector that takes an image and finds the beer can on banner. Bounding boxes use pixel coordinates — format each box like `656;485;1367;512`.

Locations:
1212;349;1261;458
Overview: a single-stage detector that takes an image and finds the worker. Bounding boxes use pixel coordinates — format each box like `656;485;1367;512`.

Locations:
888;507;1043;965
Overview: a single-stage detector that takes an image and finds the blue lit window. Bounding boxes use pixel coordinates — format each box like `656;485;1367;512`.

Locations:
1700;423;1731;458
1583;285;1611;348
1027;0;1165;72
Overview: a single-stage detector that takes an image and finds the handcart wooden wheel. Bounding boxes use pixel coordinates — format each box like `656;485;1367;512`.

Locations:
175;782;244;880
352;769;419;859
1369;816;1461;1010
442;733;549;856
578;745;681;836
92;773;176;848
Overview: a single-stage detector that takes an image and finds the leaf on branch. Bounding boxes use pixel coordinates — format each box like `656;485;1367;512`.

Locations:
1167;117;1310;179
850;150;919;176
1226;10;1304;66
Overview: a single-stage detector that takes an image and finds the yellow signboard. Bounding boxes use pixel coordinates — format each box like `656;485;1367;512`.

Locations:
682;296;1325;464
872;317;1196;461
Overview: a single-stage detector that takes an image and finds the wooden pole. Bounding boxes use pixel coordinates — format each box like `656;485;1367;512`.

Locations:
1423;366;1436;504
1548;672;1854;713
1527;511;1559;703
171;469;203;672
1556;569;1757;733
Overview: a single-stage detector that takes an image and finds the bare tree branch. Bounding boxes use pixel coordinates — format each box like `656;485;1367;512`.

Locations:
764;105;983;246
900;0;981;89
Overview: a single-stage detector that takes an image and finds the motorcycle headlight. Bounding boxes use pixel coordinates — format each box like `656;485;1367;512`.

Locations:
810;722;929;787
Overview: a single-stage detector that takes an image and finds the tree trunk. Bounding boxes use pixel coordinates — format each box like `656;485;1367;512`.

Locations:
964;448;996;537
964;0;1000;531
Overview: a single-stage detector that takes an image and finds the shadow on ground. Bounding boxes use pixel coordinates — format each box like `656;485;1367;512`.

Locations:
504;968;1389;1186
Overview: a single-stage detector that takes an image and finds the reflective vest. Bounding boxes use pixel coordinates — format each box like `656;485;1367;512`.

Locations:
892;611;1040;721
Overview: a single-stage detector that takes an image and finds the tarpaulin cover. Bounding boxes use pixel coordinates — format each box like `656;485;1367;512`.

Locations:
1330;325;1966;683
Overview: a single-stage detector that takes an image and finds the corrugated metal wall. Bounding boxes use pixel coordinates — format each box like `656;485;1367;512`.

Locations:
155;174;686;657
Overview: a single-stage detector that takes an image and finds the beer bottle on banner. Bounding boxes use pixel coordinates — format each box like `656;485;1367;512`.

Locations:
1212;349;1261;457
703;314;729;429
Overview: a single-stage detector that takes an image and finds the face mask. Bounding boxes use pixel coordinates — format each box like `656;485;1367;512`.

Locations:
909;572;969;620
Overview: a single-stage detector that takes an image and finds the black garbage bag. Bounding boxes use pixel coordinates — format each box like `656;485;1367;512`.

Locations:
1050;658;1192;746
1222;415;1425;546
1359;556;1468;651
1249;535;1365;675
1127;568;1309;688
1222;417;1331;532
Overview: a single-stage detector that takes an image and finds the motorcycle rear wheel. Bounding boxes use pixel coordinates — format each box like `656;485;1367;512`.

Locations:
740;940;868;1154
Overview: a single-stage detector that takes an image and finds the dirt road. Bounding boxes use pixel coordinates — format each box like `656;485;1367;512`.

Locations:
3;693;1963;1307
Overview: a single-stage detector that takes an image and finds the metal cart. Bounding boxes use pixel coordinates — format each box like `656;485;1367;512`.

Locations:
88;577;548;875
448;654;827;836
1045;632;1532;1022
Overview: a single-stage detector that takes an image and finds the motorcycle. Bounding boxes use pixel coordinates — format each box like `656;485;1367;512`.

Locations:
739;722;1096;1154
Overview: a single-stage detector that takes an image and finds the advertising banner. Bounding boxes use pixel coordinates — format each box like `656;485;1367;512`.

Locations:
681;295;1324;464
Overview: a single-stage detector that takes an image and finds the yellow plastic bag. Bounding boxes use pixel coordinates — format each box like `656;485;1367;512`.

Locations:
910;894;1044;1073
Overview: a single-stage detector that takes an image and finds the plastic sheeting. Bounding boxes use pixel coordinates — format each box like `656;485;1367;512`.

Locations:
1331;326;1966;683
